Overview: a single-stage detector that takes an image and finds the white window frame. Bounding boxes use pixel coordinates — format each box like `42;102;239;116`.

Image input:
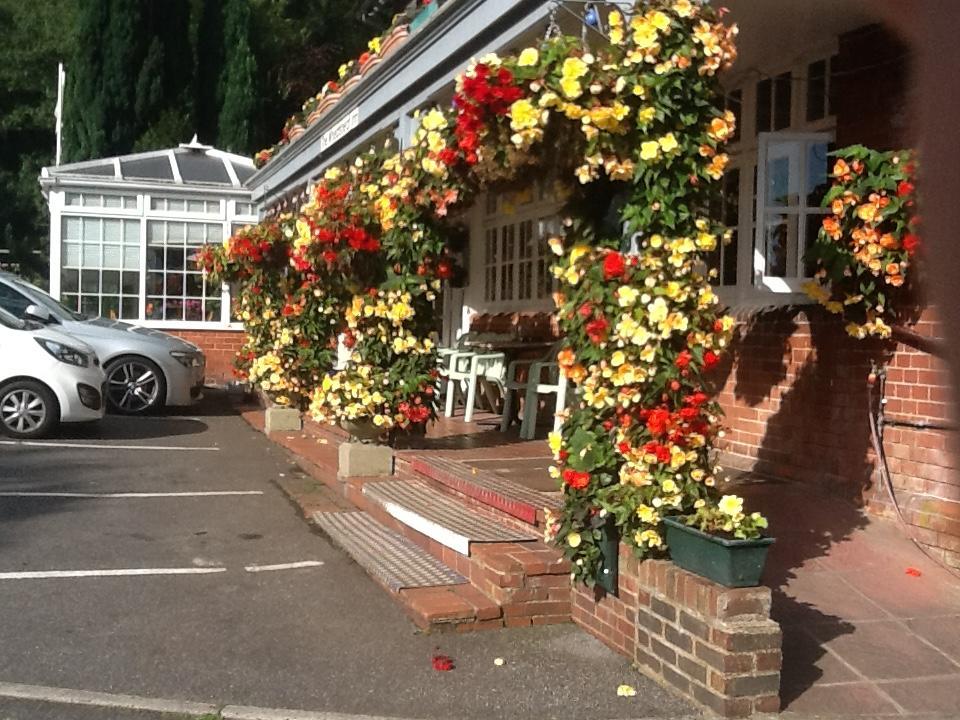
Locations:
50;188;252;331
716;47;838;306
753;131;832;293
474;189;560;313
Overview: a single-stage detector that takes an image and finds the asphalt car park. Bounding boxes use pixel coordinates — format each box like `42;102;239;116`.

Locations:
0;392;693;720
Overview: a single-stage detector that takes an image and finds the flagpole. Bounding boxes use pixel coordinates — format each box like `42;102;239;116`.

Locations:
55;62;65;166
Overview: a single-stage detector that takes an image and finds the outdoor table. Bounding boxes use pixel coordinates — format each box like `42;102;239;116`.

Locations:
463;339;556;413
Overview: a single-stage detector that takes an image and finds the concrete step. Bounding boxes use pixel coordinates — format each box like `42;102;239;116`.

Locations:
313;511;466;591
362;480;540;556
397;454;561;526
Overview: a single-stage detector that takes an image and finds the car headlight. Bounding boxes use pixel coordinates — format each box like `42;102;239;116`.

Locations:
36;338;90;367
170;350;203;368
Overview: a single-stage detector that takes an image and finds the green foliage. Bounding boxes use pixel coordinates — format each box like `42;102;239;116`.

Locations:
217;0;258;153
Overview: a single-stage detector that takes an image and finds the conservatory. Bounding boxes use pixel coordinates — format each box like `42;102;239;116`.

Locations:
38;139;256;379
39;139;256;328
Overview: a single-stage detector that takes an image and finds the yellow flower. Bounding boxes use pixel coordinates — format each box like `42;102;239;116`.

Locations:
562;57;589;80
718;494;744;516
560;77;583;99
648;297;668;323
609;9;623;26
649;10;670;31
509;98;539;131
611;350;626;367
569;245;590;264
323;166;342;181
547;431;563;455
673;0;694;17
640;140;661;161
636;505;658;524
658;133;679;153
420;108;447;131
618;286;639;307
518;47;539;67
567;532;582;548
610;27;624;45
617;684;637;698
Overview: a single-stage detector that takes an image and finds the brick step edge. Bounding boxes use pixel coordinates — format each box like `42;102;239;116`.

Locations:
241;407;573;631
345;476;573;626
396;454;561;527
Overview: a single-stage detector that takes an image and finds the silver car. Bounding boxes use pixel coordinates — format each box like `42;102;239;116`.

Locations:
0;272;205;415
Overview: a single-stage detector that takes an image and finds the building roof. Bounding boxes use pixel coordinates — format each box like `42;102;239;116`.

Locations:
39;138;255;194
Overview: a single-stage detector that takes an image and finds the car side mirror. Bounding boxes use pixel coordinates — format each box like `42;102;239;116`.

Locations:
24;304;54;324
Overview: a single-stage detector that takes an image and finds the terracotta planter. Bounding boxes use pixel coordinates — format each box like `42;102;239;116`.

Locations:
316;93;341;114
307;107;324;125
287;124;306;142
341;75;361;95
359;55;381;75
340;417;385;444
663;517;774;588
380;25;409;59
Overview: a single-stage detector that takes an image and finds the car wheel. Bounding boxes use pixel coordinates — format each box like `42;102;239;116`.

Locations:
105;356;166;415
0;380;59;439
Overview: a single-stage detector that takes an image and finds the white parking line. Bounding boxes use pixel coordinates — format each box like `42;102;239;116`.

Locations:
243;561;324;573
0;567;227;580
0;440;220;451
0;491;263;499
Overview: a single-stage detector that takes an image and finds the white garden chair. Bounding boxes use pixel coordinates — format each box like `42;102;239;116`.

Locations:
443;348;507;422
499;340;568;439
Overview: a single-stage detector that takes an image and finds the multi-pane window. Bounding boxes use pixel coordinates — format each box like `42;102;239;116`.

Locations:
481;191;558;307
806;56;838;122
60;217;141;319
145;221;223;322
234;201;256;217
149;197;221;215
708;168;740;287
756;72;792;133
65;193;138;210
754;133;831;290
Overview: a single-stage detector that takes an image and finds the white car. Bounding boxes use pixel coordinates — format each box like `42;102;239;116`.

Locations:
0;272;205;414
0;306;106;438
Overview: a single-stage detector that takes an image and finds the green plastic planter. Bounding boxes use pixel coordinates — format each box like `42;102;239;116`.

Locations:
410;2;438;32
663;517;774;588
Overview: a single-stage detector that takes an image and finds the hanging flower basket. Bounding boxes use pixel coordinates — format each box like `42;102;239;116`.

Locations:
663;517;774;588
340;417;386;444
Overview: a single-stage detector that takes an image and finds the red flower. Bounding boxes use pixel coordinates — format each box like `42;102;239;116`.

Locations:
562;468;590;490
903;233;921;256
603;252;626;281
646;408;671;437
578;302;593;319
674;349;692;369
585;316;609;344
703;350;720;370
897;180;915;197
282;304;296;317
436;259;453;279
642;441;671;464
431;654;454;672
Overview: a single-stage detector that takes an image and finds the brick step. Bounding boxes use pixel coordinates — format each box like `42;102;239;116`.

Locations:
313;511;503;630
395;453;561;527
362;479;540;556
345;476;572;629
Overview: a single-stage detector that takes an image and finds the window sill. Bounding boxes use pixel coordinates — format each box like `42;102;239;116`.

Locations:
136;320;244;332
715;285;815;314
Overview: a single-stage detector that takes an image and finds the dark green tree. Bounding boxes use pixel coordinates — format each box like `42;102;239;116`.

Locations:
217;0;257;153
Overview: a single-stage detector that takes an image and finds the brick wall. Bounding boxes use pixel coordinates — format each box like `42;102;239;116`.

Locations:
716;305;960;568
166;329;244;384
572;550;781;718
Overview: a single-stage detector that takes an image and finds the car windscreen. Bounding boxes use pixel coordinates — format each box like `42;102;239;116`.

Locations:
0;306;26;330
12;279;84;321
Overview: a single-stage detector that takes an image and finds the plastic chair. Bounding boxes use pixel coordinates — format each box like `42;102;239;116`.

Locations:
499;340;569;439
444;349;507;422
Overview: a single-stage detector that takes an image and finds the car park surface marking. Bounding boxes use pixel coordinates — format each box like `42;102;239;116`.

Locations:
0;491;263;498
243;561;324;573
0;567;228;580
0;440;220;451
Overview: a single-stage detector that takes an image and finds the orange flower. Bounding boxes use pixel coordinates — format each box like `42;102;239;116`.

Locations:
879;233;899;249
833;159;850;178
557;348;576;368
885;262;901;275
822;216;842;240
855;203;878;223
887;274;905;287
